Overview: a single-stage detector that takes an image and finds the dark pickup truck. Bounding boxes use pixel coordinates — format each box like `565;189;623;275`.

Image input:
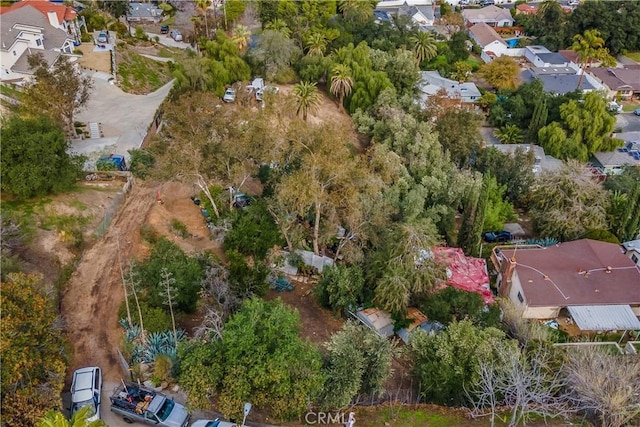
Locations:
110;382;189;427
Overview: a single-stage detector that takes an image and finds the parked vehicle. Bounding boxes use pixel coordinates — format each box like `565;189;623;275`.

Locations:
70;367;102;423
479;0;495;6
97;154;127;171
110;382;190;427
568;0;580;5
191;419;238;427
634;108;640;116
160;25;169;34
223;88;236;103
97;31;108;44
483;231;512;243
255;85;280;101
607;101;623;113
170;29;183;42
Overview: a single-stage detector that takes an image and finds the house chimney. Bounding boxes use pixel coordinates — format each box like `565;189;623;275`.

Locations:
47;10;60;28
497;255;517;297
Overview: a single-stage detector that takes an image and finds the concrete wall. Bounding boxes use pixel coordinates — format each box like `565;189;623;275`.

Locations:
523;305;562;319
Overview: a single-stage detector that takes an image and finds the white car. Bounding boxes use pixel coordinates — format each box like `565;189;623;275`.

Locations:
170;29;183;42
70;366;102;422
255;85;279;101
191;419;238;427
223;88;236;102
568;0;580;5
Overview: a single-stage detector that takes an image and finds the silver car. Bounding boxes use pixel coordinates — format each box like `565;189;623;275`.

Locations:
70;366;102;422
170;29;183;42
223;88;236;102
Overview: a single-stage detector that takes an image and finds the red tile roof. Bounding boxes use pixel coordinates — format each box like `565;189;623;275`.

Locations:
0;0;76;22
500;239;640;307
516;4;537;14
433;247;494;304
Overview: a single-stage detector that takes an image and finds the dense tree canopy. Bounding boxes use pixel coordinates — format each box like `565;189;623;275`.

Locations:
1;115;83;199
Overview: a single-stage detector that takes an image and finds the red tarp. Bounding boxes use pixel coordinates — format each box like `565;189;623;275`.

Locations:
432;247;494;304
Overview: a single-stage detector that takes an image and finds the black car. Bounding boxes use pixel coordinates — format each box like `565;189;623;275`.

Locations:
483;231;512;243
160;25;169;34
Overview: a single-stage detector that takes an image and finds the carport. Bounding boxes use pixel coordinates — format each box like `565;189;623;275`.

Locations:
567;305;640;332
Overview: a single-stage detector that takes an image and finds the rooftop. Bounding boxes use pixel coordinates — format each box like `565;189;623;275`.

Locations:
0;0;77;22
589;67;640;91
593;140;640;168
11;47;60;73
521;70;596;94
462;5;513;23
623;240;640;252
498;239;640;307
490;144;563;175
419;70;481;101
536;52;569;66
0;5;71;51
432;247;493;304
469;22;506;47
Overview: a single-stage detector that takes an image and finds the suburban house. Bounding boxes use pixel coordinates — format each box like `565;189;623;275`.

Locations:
491;239;640;332
515;3;537;15
468;22;508;62
622;240;640;266
0;0;83;44
462;5;514;28
491;144;563;176
588;66;640;100
593;139;640;175
375;0;435;30
0;5;75;82
524;46;572;69
520;68;602;95
418;70;481;106
126;2;164;24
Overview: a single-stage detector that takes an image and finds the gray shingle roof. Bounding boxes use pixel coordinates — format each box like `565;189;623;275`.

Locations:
127;2;164;19
537;52;568;65
469;22;506;47
11;48;60;73
1;6;70;51
521;70;595;94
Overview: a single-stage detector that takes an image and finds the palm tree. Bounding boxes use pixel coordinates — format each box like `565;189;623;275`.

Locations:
265;18;291;38
494;124;524;144
37;406;105;427
572;29;615;89
339;0;375;24
329;64;353;109
292;81;321;121
195;0;211;38
232;25;250;52
410;31;438;65
305;32;328;57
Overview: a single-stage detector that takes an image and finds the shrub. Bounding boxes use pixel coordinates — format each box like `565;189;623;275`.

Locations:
128;149;156;179
226;249;268;297
224;201;284;260
170;219;189;238
118;300;173;333
140;223;159;244
154;355;173;382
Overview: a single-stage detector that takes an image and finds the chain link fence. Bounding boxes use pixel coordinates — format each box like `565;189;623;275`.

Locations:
95;175;134;238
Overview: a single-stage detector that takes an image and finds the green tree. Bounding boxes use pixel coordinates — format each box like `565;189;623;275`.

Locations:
410;31;438;65
1;273;67;427
479;56;520;90
451;61;473;82
457;177;484;257
384;48;421;96
475;148;535;206
329;64;354;108
1;115;83;199
530;161;610;241
264;18;291;38
250;30;302;81
97;0;129;20
339;0;376;24
316;264;364;315
527;0;567;51
572;29;615;89
483;175;517;231
305;31;329;57
407;320;512;406
21;54;93;135
527;97;548;143
224;200;284;261
231;25;250;52
434;108;484;168
37;406;106;427
419;287;501;327
195;0;211;38
217;298;324;419
321;321;395;409
292;81;322;121
604;167;640;242
494;124;524;144
134;237;203;313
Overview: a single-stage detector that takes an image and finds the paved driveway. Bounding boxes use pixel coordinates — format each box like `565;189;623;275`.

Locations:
71;72;173;164
146;31;194;50
616;111;640;133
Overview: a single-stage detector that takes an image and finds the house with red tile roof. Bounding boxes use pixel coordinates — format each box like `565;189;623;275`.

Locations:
515;3;537;15
0;0;82;43
491;239;640;331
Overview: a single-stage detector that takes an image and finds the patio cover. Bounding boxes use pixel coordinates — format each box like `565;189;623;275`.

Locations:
567;305;640;331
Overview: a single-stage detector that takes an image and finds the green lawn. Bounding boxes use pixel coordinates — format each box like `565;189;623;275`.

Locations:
0;83;23;100
117;50;172;94
623;51;640;63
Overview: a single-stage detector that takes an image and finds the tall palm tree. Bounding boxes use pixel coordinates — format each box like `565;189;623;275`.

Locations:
305;32;328;57
494;124;524;144
265;18;291;38
232;25;250;52
37;406;105;427
329;64;353;108
195;0;211;38
572;29;615;89
292;81;321;121
410;31;438;65
339;0;375;24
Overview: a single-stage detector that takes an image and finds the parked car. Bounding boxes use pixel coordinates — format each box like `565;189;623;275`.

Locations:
97;31;108;44
255;85;280;101
70;367;102;423
232;193;253;208
483;231;512;243
191;419;238;427
160;25;169;34
110;382;189;427
607;101;623;113
568;0;580;5
479;0;495;6
223;88;236;103
634;108;640;116
170;29;183;42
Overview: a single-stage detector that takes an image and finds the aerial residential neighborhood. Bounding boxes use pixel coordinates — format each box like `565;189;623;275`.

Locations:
1;0;639;427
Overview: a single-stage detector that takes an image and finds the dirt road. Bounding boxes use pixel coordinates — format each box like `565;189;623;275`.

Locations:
62;181;156;382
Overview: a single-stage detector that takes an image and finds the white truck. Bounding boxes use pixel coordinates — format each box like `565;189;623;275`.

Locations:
110;382;190;427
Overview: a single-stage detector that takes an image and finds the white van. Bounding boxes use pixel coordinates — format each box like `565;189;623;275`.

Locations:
70;366;102;422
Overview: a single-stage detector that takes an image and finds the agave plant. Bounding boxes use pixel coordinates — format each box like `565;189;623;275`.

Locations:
525;237;559;247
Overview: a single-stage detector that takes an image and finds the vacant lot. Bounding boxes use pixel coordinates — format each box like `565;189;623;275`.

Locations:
76;43;111;74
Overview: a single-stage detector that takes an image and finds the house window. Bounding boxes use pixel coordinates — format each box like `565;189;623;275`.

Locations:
36;39;42;47
517;291;524;303
632;254;639;264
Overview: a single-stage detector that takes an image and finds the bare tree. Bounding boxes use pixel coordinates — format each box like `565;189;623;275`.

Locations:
126;265;147;345
200;264;239;316
193;307;225;342
159;268;178;349
563;346;640;427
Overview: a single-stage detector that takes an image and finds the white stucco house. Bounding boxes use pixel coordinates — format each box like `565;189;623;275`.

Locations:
524;45;573;69
491;239;640;331
0;5;75;82
462;5;514;27
468;22;509;63
622;240;640;266
0;0;83;44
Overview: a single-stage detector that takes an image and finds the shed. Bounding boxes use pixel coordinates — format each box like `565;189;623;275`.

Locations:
567;305;640;331
397;308;444;343
355;308;395;338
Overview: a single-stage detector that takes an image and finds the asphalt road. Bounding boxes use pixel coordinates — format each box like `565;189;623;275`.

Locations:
616;111;640;133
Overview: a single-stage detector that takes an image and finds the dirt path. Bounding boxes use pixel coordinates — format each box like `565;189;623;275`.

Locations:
62;182;157;382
